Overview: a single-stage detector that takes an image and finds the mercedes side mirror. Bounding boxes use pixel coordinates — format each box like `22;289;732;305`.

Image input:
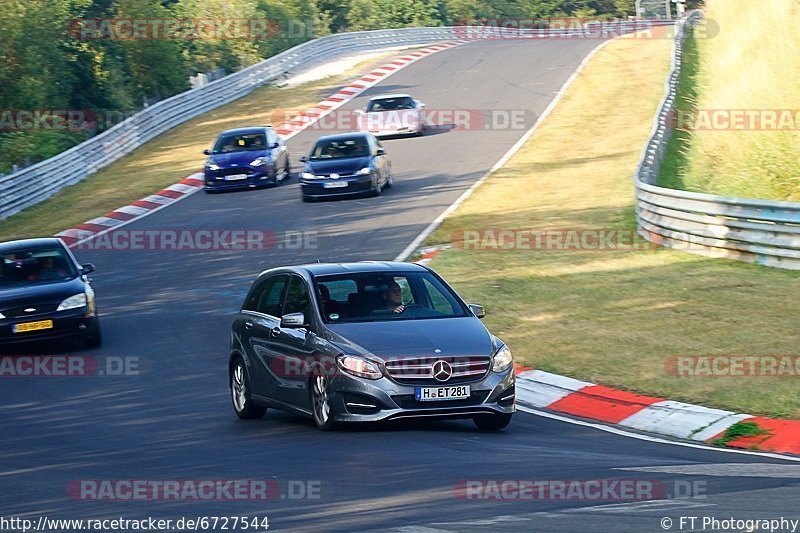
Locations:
468;304;485;319
281;312;306;328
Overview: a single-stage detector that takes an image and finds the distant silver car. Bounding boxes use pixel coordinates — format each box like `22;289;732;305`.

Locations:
357;94;426;137
229;261;515;431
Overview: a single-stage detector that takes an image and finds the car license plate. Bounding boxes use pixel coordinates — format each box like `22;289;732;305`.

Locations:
415;385;470;402
13;320;53;333
323;181;348;189
224;174;248;181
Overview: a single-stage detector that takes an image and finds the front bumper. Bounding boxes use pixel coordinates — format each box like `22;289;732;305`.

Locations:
301;175;374;198
366;125;422;137
204;168;272;190
328;366;515;423
0;308;99;345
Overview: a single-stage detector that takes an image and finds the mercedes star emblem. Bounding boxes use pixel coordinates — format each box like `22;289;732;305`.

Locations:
432;360;452;382
330;173;340;180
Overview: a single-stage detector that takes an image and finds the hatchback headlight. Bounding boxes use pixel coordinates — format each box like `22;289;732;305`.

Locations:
337;355;382;380
0;312;5;319
206;163;220;171
301;172;316;180
492;344;513;373
250;157;267;166
356;167;372;175
57;293;87;311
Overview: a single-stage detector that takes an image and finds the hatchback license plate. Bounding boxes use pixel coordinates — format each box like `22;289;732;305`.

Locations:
224;174;248;181
415;385;470;401
13;320;53;333
323;181;348;189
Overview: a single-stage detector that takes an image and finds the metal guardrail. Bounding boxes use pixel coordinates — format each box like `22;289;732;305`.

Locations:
0;20;674;223
635;12;800;270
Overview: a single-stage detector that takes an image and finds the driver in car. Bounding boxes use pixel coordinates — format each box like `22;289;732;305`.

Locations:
382;281;405;313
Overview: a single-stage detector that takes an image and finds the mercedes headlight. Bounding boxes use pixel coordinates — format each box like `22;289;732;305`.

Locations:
492;344;513;373
356;167;372;175
250;157;267;166
337;355;382;380
301;172;316;180
57;293;87;311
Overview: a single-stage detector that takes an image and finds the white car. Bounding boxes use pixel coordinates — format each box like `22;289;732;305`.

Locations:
356;94;426;137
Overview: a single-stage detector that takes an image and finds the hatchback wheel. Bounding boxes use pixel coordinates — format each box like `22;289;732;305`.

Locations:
473;413;512;431
311;372;336;430
231;358;266;419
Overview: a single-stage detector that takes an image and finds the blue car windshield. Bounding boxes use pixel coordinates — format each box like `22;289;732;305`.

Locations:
309;138;370;160
314;272;469;323
0;247;78;287
212;133;267;154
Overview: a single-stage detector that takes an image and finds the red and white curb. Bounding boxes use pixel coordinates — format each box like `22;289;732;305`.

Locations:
55;174;205;247
273;40;467;140
53;40;466;248
514;368;800;455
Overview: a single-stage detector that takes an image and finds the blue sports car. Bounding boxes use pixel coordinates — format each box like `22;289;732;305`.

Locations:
203;126;291;192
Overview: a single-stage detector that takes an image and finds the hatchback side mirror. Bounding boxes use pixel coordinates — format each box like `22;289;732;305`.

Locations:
281;312;306;328
81;263;96;275
468;304;485;319
270;142;280;149
203;149;211;155
375;148;385;156
298;156;308;163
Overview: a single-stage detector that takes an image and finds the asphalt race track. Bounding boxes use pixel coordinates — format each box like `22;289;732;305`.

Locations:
2;38;798;532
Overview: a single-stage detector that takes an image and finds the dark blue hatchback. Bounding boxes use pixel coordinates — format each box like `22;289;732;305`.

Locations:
299;132;393;201
203;126;291;192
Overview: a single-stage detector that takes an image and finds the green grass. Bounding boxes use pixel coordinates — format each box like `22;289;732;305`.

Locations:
425;29;800;419
659;0;800;200
0;51;404;241
711;421;769;448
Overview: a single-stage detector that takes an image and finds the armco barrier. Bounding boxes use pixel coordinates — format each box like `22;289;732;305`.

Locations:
0;21;671;222
635;12;800;270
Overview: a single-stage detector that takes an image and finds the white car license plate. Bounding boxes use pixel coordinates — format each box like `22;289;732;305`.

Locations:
224;174;248;181
415;385;470;402
323;181;348;189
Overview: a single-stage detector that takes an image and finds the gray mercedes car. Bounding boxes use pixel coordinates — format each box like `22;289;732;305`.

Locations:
229;261;515;430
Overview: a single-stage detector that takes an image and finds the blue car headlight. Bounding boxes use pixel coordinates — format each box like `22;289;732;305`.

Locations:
356;167;372;175
206;163;220;171
57;293;87;311
250;157;267;166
